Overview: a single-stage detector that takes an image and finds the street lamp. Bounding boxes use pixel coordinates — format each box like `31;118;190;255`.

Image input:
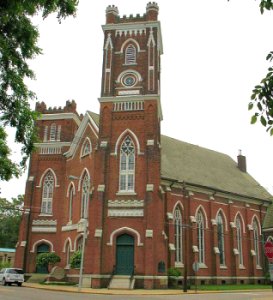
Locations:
68;175;89;292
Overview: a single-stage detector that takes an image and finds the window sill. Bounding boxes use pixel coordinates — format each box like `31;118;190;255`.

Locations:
39;213;53;217
174;262;184;268
116;191;137;196
239;264;245;269
256;265;262;270
220;265;227;269
198;263;208;269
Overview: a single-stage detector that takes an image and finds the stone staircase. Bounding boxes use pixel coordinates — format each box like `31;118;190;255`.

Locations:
108;275;135;290
25;273;48;283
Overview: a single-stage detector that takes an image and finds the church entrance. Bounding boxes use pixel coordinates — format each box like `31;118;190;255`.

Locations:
116;234;134;275
36;243;50;273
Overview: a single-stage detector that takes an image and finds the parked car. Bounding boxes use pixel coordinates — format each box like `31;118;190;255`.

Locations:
0;268;24;286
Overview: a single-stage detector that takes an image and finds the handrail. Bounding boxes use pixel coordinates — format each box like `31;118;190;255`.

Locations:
108;265;116;289
129;265;135;288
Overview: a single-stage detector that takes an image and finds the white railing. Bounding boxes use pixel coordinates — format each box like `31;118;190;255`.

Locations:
114;101;144;112
40;146;62;155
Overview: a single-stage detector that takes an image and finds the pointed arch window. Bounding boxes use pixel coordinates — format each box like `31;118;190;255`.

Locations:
119;136;135;192
43;126;48;142
217;212;225;265
236;216;243;266
49;123;57;141
81;138;92;157
81;174;89;219
68;186;74;222
253;219;260;266
197;210;205;264
41;171;54;214
174;206;183;264
125;44;136;65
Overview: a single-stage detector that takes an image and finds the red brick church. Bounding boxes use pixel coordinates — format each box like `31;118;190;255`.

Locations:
15;3;273;288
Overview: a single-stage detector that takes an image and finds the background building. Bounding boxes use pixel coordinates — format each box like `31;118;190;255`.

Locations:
15;3;272;288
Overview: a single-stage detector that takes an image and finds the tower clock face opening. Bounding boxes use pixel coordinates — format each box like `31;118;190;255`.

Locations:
122;74;137;87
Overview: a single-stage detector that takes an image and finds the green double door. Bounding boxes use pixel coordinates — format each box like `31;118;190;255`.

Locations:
116;234;134;275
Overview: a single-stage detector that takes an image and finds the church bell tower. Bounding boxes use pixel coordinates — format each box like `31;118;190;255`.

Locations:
93;3;166;289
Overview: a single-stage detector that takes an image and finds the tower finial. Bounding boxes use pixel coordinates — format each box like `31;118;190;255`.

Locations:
106;5;119;23
146;2;159;21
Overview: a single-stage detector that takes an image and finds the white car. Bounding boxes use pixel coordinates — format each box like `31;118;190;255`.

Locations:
0;268;24;286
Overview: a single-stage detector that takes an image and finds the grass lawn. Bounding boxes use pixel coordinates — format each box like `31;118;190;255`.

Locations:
195;284;272;291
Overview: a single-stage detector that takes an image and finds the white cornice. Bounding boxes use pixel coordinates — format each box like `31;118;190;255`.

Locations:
38;113;81;126
65;112;99;159
34;142;71;147
102;21;163;55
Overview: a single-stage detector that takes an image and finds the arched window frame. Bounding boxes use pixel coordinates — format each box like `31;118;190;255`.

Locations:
119;136;135;192
252;218;260;267
197;210;205;264
125;44;137;65
68;185;74;222
81;173;90;219
217;212;225;265
41;171;54;215
236;216;243;266
81;138;92;157
174;206;183;265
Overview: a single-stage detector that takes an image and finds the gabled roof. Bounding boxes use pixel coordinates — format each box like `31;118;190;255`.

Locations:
263;203;273;229
161;135;272;202
65;111;99;158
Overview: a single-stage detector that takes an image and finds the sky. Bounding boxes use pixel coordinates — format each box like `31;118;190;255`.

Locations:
1;0;273;199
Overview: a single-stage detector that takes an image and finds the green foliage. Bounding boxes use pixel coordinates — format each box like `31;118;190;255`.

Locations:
167;267;181;277
0;0;78;180
249;51;273;136
36;253;61;270
0;195;24;248
70;250;81;269
228;1;273;135
0;261;12;269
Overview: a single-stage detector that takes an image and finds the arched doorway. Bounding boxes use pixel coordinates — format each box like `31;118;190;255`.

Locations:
116;234;134;275
36;243;50;273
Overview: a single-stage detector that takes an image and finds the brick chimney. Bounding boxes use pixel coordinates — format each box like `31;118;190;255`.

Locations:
237;150;247;173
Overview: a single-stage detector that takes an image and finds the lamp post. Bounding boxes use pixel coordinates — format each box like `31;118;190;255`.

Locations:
68;175;89;292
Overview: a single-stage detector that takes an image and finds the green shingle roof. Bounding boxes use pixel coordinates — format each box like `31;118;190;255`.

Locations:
85;112;271;203
263;203;273;229
161;135;272;201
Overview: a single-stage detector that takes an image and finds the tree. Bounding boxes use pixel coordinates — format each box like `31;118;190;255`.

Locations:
70;250;81;268
0;0;78;181
0;195;24;248
240;1;273;134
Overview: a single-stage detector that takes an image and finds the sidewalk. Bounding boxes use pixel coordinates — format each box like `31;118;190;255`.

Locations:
23;282;272;295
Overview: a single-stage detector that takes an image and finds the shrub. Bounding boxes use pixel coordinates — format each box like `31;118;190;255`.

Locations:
36;253;61;272
168;267;181;277
70;251;81;269
0;261;11;269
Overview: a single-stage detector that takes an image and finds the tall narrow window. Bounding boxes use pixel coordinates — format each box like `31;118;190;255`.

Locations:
50;123;56;141
197;210;205;264
68;186;74;222
253;219;260;266
236;216;243;266
57;125;61;141
43;126;48;142
174;207;183;264
217;213;225;265
119;136;135;192
41;171;54;214
125;44;136;65
65;243;71;267
81;174;89;219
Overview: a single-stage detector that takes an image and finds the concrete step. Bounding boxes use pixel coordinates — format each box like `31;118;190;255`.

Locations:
25;273;48;283
108;275;135;290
